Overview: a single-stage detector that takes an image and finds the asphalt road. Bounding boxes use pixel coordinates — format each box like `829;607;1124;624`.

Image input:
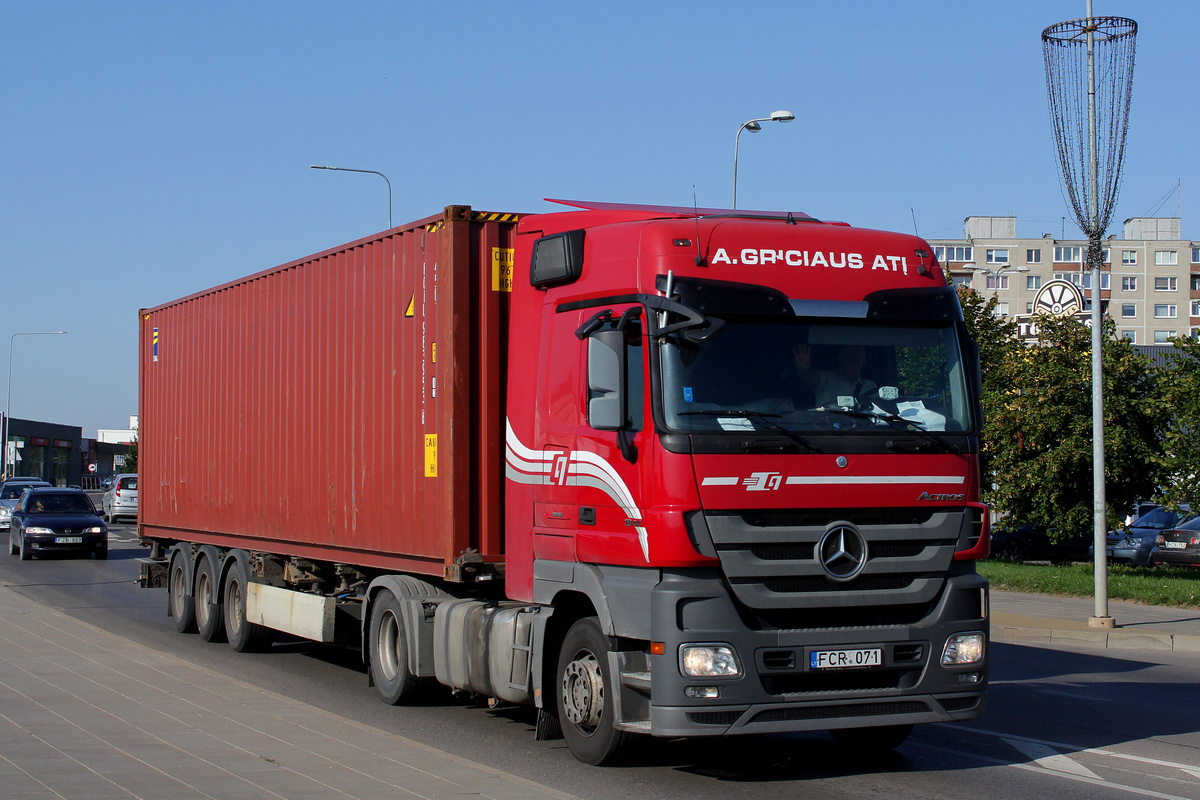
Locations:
4;523;1200;800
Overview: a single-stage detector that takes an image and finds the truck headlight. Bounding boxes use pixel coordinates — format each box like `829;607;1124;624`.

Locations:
680;644;741;677
942;632;985;666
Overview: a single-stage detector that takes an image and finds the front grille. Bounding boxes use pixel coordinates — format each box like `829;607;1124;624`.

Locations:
750;700;929;724
940;696;980;712
761;575;916;593
687;711;743;726
763;668;915;695
705;509;964;614
741;509;934;528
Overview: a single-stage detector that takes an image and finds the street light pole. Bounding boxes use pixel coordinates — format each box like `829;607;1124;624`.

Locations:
310;165;393;230
732;110;795;210
5;331;67;480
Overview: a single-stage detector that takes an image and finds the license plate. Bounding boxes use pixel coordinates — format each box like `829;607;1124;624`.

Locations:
56;536;82;544
810;648;882;669
1165;541;1187;549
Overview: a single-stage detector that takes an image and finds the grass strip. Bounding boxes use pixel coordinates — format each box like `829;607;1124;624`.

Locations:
978;560;1200;610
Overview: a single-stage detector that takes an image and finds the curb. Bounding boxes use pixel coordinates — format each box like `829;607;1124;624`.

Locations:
991;621;1200;652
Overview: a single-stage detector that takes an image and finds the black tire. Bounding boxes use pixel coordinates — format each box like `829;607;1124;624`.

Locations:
94;547;108;561
18;531;31;561
368;589;425;704
223;557;274;652
8;530;16;555
169;552;198;634
830;724;913;751
194;555;226;643
556;616;637;766
1000;540;1026;562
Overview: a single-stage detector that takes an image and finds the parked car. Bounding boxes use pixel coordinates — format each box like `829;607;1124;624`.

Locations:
102;473;138;523
0;479;52;531
1153;516;1200;568
1103;506;1193;566
8;487;107;560
991;524;1092;563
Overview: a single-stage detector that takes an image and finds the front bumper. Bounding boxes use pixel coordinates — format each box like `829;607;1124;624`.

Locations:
641;569;988;737
22;532;108;555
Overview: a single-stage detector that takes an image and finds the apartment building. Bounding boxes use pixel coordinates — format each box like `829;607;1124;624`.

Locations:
929;216;1199;343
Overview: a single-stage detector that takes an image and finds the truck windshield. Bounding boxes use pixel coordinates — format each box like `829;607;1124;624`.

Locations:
660;318;974;434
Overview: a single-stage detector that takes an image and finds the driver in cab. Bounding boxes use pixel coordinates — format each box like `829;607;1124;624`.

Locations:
793;343;877;408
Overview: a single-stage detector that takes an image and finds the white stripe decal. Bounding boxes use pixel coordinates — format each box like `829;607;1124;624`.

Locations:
701;477;740;486
784;475;964;485
505;419;649;562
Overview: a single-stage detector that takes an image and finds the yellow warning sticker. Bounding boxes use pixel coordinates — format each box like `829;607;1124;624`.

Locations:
431;342;437;363
491;247;514;293
405;293;415;317
424;434;438;477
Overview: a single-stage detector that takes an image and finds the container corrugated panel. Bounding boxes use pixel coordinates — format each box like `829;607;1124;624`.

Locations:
138;206;519;578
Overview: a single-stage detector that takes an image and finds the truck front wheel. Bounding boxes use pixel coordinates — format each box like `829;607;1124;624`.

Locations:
368;590;423;704
556;617;637;766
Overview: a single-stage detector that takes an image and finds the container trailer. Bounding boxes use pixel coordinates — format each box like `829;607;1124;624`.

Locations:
138;200;989;765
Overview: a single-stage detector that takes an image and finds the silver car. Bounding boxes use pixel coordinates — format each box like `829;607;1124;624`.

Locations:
102;473;138;523
0;479;52;530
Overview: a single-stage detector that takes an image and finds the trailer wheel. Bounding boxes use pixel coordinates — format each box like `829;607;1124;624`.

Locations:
223;558;274;652
194;555;226;643
169;552;197;634
830;724;913;751
368;590;423;704
556;617;637;766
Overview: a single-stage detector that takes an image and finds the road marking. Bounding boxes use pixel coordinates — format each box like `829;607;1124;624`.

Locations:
1027;686;1111;702
1001;737;1100;779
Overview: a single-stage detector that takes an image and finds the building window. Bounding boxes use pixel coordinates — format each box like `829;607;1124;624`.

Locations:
993;302;1009;317
1155;304;1177;319
1122;276;1137;291
1121;330;1136;342
1026;249;1043;264
1192;300;1200;317
1052;272;1109;290
1155;330;1172;344
1122;250;1138;265
1122;304;1136;317
936;246;973;263
985;275;1009;290
951;275;972;289
1155;276;1178;292
1026;275;1042;290
986;249;1009;264
1192;275;1200;291
1026;302;1034;314
1155;250;1179;266
1054;246;1082;263
1193;246;1200;264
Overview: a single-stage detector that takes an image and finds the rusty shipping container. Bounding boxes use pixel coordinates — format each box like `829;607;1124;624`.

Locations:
138;206;520;579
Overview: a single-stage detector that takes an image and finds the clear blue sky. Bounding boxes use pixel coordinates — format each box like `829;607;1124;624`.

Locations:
3;1;1195;438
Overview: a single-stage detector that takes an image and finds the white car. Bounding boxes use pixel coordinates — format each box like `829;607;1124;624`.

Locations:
102;474;138;523
0;479;51;530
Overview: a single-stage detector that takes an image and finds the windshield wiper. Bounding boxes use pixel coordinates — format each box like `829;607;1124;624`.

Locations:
679;410;820;452
814;407;960;454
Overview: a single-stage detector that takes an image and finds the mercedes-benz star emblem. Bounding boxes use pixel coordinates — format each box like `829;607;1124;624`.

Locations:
818;525;868;581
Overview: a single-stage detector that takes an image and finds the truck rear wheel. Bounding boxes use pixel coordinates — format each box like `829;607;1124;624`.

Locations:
223;557;274;652
556;617;637;766
830;723;912;751
368;590;423;704
194;555;226;643
169;552;197;634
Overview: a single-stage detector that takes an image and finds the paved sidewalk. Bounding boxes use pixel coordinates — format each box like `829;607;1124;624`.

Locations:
0;584;576;800
991;589;1200;652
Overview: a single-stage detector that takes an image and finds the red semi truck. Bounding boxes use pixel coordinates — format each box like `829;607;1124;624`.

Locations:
138;200;989;765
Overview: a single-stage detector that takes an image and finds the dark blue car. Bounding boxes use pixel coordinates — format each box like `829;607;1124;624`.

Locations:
8;487;108;560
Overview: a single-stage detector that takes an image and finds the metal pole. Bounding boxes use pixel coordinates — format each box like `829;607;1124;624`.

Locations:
732;120;762;210
310;166;393;229
1085;0;1112;627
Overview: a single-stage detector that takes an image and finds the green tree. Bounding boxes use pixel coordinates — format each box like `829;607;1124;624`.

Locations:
1158;336;1200;509
985;314;1165;538
125;436;137;474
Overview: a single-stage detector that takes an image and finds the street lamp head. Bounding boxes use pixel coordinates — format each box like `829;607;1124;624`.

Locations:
770;110;796;122
745;122;763;133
